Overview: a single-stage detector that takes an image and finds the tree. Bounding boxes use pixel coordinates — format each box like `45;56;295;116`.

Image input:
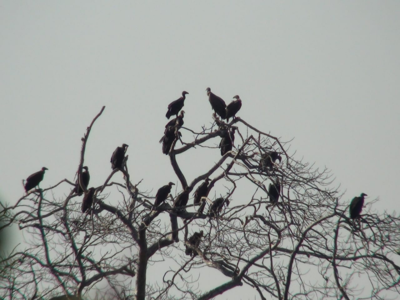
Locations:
1;105;399;300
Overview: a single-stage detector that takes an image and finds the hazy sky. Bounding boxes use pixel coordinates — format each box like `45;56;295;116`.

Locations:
1;1;399;298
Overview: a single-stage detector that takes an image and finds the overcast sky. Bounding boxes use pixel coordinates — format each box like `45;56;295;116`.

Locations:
1;1;399;298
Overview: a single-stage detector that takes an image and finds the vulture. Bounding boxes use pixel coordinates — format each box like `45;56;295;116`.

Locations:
349;193;367;219
166;91;189;119
260;151;282;170
209;198;230;217
185;230;204;257
81;187;96;213
24;167;48;193
268;179;281;204
74;166;90;196
160;125;180;155
219;128;236;156
173;189;191;210
111;143;129;170
226;95;242;122
193;178;210;205
154;182;175;208
206;87;226;119
165;110;185;129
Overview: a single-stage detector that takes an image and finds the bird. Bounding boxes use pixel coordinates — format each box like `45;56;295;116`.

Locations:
260;151;282;170
193;178;210;205
111;144;129;170
165;110;185;129
209;198;230;217
268;179;281;204
160;125;181;155
226;95;242;122
185;230;204;257
82;187;96;213
173;188;191;210
166;91;189;119
74;166;90;196
349;193;367;219
24;167;48;193
154;182;175;208
206;87;226;119
219;128;236;156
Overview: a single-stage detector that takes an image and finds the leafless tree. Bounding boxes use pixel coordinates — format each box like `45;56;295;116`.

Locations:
1;106;399;300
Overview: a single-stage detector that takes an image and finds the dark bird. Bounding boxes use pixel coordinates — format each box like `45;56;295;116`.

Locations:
209;198;230;217
226;95;242;122
74;166;90;196
185;230;204;257
260;151;282;170
165;110;185;129
173;188;191;210
24;167;48;193
193;178;210;205
111;143;129;170
219;128;236;156
154;182;175;208
206;87;226;119
82;187;96;213
349;193;367;219
268;179;281;204
166;91;189;119
160;125;181;155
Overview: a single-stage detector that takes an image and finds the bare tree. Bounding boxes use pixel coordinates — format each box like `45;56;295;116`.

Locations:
1;105;399;300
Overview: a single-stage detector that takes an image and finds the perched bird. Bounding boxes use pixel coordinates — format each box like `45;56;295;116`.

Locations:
260;151;282;170
74;166;90;196
82;187;96;213
24;167;48;193
219;128;236;156
154;182;175;208
160;125;181;155
111;144;129;170
268;179;281;204
165;110;185;129
209;198;230;217
185;231;204;257
166;91;189;119
206;87;226;119
226;95;242;122
193;178;210;205
173;188;191;210
349;193;367;219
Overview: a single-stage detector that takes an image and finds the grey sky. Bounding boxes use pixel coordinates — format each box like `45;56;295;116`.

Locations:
1;1;399;298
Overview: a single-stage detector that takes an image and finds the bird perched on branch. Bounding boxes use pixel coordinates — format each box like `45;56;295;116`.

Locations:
226;95;242;122
82;187;96;213
24;167;48;193
111;144;129;170
268;179;281;204
193;178;210;205
166;91;189;119
209;198;230;217
74;166;90;196
260;151;282;170
206;87;226;119
154;182;175;208
173;188;192;210
165;110;185;129
349;193;367;219
185;230;204;257
219;128;236;156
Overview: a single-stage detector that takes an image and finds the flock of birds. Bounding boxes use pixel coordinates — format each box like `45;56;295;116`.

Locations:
22;88;368;256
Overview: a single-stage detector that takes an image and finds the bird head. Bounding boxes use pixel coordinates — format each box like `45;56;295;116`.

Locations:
180;110;185;117
199;230;204;237
42;167;48;171
122;143;129;149
205;178;210;183
83;166;89;171
206;87;211;92
361;193;368;198
225;199;230;207
169;182;175;186
182;91;189;96
233;95;240;100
